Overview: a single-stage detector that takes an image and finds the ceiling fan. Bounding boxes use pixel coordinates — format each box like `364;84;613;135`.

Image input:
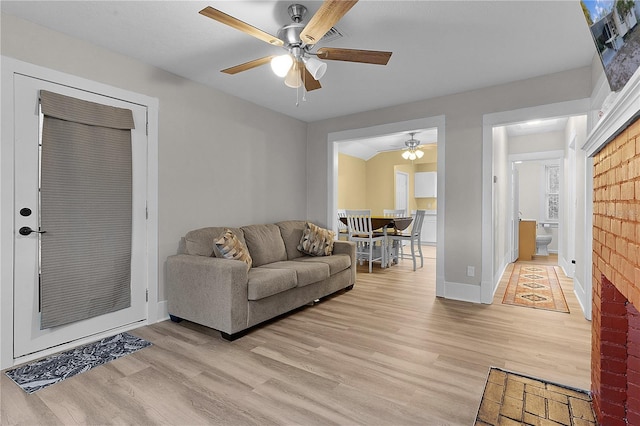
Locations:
199;0;392;91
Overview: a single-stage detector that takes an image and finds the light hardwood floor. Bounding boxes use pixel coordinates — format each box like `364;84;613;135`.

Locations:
1;247;591;425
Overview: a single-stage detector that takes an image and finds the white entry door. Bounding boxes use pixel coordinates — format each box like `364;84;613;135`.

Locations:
13;74;148;358
395;172;409;213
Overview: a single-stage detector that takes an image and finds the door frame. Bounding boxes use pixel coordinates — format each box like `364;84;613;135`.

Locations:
1;57;159;369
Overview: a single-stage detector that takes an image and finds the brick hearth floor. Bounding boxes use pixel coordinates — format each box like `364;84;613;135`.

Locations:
475;368;597;425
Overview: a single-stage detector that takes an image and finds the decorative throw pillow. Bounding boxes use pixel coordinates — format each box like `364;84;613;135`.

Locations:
214;229;252;270
297;222;336;256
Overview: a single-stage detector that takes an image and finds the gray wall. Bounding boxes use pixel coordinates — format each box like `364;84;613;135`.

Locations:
2;11;595;304
1;13;308;301
306;68;593;290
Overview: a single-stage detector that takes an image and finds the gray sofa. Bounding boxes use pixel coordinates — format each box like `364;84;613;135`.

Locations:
166;220;356;340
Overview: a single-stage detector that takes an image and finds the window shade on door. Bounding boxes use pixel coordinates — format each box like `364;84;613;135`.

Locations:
39;90;136;329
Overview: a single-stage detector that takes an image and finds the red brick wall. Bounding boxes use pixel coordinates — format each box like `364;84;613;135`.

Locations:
628;302;640;425
592;118;640;424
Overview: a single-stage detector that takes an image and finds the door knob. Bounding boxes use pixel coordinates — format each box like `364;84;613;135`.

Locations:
19;227;46;236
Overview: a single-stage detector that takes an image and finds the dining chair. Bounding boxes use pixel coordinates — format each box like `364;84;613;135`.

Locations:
337;209;348;240
381;209;407;265
345;209;386;273
383;209;406;217
388;209;426;271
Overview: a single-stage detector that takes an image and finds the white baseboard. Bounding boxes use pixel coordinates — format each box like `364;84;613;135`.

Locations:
572;276;591;320
493;254;510;298
492;266;507;300
444;281;482;303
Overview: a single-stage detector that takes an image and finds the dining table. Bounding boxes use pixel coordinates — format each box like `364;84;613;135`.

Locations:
338;216;413;232
377;216;413;233
339;216;414;268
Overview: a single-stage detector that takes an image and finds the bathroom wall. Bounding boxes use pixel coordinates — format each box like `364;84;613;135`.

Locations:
509;131;565;154
516;160;559;253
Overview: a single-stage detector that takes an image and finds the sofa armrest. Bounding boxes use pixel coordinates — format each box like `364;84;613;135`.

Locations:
333;240;356;284
166;254;249;334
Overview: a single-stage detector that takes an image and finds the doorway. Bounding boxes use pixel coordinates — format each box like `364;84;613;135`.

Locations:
482;99;591;316
395;171;409;213
511;155;563;264
328;116;445;296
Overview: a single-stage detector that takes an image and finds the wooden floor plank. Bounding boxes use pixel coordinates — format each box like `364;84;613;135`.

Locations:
1;248;591;425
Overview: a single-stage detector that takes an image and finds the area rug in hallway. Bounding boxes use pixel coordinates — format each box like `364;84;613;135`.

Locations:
502;264;569;313
475;367;595;425
5;332;151;394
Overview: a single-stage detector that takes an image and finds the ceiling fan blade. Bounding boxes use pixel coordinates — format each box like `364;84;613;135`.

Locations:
303;66;322;91
221;56;276;75
316;48;392;65
299;0;358;45
200;6;284;47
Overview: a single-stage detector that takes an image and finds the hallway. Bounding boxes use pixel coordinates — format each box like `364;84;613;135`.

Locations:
493;255;586;332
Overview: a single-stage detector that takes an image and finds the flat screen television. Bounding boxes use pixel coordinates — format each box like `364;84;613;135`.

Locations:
581;0;640;92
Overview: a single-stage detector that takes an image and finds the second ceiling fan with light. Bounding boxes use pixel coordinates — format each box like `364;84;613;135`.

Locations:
200;0;392;91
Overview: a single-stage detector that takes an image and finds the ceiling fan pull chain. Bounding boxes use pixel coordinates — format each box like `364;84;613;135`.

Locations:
302;69;307;103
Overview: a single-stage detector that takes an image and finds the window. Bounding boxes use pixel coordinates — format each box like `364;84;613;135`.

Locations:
545;164;559;221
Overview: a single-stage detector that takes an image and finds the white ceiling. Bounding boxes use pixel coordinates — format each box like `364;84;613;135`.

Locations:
505;117;570;137
1;1;596;123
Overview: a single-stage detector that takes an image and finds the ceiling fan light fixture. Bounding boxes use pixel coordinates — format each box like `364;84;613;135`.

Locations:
271;54;293;77
401;132;424;161
303;56;327;80
284;62;303;88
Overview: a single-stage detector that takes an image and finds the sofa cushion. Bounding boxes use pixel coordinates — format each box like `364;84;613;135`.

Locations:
298;222;335;256
276;220;307;260
241;224;287;267
214;229;252;270
294;253;352;276
184;227;245;257
261;260;330;287
247;267;297;301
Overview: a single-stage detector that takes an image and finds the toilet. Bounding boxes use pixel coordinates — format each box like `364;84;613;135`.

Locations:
535;233;552;256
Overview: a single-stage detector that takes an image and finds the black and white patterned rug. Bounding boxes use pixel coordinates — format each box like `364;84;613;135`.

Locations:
5;332;152;394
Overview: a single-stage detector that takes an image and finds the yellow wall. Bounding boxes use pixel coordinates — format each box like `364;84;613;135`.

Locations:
338;145;438;215
338;153;367;209
365;151;399;215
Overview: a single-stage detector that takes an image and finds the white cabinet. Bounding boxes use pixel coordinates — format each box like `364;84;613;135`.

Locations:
414;172;437;198
421;214;437;244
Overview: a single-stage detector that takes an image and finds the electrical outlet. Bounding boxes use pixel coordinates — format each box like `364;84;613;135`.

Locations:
467;266;475;277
